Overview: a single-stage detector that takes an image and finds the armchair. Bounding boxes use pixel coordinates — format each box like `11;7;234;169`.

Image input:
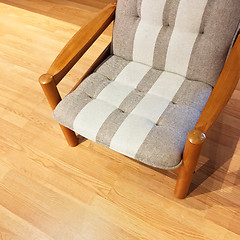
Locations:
39;1;240;199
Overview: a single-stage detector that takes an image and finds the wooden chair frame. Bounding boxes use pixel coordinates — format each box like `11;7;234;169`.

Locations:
39;3;240;199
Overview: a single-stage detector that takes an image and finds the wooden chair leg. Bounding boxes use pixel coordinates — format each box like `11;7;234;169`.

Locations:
39;73;78;147
174;129;206;199
59;124;78;147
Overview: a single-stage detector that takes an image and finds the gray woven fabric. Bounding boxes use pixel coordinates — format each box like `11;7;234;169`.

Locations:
173;80;212;111
112;0;140;60
135;104;203;168
53;56;129;129
152;0;181;70
113;0;240;86
186;0;240;86
53;0;239;169
53;56;212;169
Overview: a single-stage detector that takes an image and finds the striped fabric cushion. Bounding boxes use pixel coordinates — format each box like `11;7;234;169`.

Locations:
113;0;240;86
53;56;212;169
53;0;239;169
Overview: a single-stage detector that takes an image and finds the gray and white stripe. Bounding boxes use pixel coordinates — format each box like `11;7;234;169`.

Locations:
164;0;208;76
152;0;181;70
72;0;209;158
67;0;208;157
109;71;185;158
73;61;151;141
72;59;185;158
114;0;209;77
53;0;239;169
96;68;162;146
133;0;167;65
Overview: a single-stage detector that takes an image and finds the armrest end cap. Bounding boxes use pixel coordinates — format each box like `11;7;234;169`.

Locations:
187;129;206;145
39;73;54;85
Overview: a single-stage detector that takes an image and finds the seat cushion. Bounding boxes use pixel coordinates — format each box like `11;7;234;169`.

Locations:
113;0;240;87
53;56;212;169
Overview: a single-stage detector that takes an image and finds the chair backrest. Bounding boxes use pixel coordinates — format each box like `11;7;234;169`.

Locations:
112;0;240;87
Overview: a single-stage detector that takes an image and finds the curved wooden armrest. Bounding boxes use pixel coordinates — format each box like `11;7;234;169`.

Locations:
175;37;240;198
195;35;240;133
46;2;116;85
39;3;116;111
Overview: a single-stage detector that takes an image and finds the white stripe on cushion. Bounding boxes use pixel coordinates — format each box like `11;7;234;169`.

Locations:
165;0;208;76
110;114;155;158
97;82;133;107
97;62;150;107
115;61;151;87
131;94;170;123
73;62;150;140
73;99;116;141
110;71;185;157
133;0;167;66
148;71;185;100
131;72;184;122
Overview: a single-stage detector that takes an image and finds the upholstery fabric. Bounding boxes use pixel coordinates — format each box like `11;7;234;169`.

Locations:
113;0;240;86
53;56;212;169
53;0;239;169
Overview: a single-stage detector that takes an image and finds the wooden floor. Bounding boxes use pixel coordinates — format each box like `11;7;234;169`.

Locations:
0;1;240;239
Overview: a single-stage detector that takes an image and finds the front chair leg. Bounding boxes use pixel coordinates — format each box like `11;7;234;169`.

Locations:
59;124;78;147
174;129;206;199
39;73;78;147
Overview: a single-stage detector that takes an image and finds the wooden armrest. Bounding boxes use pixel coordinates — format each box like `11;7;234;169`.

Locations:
195;35;240;133
47;2;116;84
39;3;116;111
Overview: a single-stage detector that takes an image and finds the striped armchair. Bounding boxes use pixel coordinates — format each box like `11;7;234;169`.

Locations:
39;0;240;198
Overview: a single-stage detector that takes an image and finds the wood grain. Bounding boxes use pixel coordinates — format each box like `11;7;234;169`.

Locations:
38;2;115;146
39;73;78;146
1;1;240;239
175;130;206;199
196;35;240;134
70;43;111;92
47;2;115;84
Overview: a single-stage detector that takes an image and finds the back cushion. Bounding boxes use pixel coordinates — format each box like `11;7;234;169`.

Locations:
112;0;240;86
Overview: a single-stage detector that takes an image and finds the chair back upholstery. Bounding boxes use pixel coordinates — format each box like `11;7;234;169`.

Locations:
113;0;240;87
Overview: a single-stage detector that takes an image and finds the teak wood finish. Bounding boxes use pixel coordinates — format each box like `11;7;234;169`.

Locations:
39;3;240;199
47;3;116;84
39;3;115;147
175;35;240;198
